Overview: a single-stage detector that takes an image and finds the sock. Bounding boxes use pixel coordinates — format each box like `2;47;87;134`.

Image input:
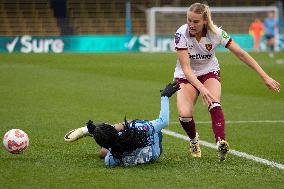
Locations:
209;102;225;142
86;124;95;134
82;126;89;135
190;135;198;144
270;45;274;52
179;117;196;140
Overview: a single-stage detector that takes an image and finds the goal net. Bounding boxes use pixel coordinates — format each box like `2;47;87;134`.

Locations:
146;6;279;52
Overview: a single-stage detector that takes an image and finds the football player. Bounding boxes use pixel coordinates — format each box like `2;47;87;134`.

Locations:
174;3;280;161
64;82;180;167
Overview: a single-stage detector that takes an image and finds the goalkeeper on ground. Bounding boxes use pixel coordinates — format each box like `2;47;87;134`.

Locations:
64;82;180;167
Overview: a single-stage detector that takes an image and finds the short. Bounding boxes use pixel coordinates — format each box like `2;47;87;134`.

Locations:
175;70;221;85
265;34;274;40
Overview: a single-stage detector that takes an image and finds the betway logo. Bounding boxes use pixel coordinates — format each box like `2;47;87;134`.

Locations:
6;35;64;53
189;54;212;60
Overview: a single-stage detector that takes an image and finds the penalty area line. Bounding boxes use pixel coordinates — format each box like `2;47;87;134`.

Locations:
162;129;284;171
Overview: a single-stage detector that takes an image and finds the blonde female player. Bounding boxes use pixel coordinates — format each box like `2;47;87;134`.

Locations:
174;3;280;161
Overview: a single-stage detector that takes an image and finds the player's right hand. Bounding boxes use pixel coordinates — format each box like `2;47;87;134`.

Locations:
263;76;280;93
199;86;217;106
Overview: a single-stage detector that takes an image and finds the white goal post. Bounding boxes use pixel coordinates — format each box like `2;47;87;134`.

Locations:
146;6;279;52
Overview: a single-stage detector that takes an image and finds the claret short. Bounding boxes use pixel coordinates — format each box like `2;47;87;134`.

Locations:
175;70;221;85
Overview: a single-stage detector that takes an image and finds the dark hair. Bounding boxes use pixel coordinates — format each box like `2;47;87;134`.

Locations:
91;119;150;160
111;120;150;159
92;123;119;149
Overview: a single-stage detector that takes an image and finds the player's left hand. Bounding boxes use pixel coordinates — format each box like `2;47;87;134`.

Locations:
263;76;280;92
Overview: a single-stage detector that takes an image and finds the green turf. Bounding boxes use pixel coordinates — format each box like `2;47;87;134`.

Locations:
0;52;283;189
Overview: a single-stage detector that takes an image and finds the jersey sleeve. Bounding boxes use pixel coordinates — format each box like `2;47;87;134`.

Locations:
149;96;169;132
174;31;188;50
216;27;232;48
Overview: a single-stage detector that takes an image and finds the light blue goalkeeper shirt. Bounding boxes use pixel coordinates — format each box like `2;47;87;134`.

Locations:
264;17;276;36
105;96;169;167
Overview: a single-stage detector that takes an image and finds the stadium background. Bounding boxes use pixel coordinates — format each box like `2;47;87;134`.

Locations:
0;0;283;52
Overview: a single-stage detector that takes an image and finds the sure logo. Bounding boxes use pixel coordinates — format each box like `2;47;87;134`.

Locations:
6;35;64;53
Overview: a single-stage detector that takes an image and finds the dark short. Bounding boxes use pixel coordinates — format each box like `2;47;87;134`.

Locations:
265;34;274;40
175;70;221;85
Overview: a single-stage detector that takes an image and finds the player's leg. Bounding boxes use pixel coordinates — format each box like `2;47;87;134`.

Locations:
177;82;198;138
253;35;258;50
99;147;109;159
254;35;261;51
64;126;91;142
266;35;274;58
176;81;201;157
269;37;275;57
203;76;229;161
203;77;223;141
64;120;95;142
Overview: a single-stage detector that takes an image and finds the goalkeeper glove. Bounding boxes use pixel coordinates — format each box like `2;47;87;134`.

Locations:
160;81;180;97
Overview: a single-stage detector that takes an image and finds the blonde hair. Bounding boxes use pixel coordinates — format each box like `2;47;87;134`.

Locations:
187;3;217;33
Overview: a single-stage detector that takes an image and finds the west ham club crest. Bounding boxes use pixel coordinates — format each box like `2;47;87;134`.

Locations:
205;43;212;51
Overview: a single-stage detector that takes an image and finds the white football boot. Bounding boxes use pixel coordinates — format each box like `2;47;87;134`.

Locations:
64;126;91;142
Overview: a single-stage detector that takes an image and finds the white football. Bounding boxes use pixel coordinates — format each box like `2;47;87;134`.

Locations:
2;129;29;154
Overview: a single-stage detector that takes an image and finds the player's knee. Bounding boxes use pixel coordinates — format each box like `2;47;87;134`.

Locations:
99;148;109;159
179;117;193;123
208;102;221;112
178;110;193;119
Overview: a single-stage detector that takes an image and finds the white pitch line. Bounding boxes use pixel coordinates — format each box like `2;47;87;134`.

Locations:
162;129;284;170
171;120;284;124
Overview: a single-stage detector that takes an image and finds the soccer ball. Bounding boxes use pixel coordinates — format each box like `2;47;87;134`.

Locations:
2;129;29;154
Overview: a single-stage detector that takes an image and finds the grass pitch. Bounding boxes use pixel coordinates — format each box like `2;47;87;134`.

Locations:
0;52;283;189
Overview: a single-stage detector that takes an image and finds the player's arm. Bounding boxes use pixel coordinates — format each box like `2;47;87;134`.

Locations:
149;96;169;132
150;82;180;132
177;49;217;105
227;41;280;92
